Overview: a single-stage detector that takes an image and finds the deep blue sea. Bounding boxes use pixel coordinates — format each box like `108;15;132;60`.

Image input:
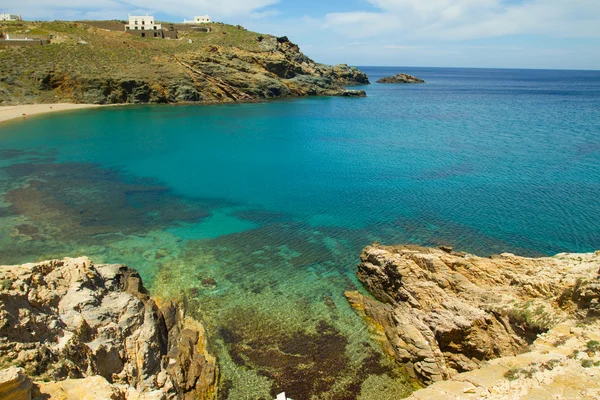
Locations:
1;67;599;399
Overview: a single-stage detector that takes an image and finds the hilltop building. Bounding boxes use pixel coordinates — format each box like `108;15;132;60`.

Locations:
184;15;211;24
124;14;177;39
0;13;22;21
125;14;162;31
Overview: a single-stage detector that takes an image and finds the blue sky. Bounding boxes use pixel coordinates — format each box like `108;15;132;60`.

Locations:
5;0;600;69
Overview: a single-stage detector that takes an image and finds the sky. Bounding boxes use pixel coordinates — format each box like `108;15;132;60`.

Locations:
4;0;600;69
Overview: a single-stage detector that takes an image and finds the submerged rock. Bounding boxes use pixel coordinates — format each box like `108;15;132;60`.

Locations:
376;73;425;84
0;257;218;399
346;245;600;386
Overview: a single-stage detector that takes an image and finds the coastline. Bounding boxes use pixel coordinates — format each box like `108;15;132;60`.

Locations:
0;103;104;125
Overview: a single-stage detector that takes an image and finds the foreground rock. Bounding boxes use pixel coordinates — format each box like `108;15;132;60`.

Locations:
0;367;31;400
376;74;425;84
346;245;600;386
0;257;218;399
406;320;600;399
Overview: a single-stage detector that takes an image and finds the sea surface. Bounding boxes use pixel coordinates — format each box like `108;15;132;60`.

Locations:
1;67;599;399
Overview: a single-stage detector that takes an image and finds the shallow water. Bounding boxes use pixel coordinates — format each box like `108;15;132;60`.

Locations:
1;67;599;399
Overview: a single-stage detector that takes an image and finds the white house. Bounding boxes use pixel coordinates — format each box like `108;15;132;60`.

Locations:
184;15;211;24
125;14;161;31
0;13;22;21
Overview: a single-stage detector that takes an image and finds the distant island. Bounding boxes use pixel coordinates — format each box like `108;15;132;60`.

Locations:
0;19;370;105
377;73;425;84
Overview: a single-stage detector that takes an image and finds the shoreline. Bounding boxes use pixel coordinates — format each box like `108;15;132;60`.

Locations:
0;103;105;125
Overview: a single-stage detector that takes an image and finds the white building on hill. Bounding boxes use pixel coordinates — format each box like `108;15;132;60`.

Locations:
125;14;162;31
184;15;211;24
0;13;22;21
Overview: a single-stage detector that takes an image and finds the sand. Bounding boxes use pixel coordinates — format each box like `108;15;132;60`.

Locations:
0;103;104;125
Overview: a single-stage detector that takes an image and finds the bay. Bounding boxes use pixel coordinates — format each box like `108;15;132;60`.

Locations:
1;66;599;399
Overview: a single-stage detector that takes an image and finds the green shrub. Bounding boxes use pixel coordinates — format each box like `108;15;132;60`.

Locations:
587;340;600;353
504;368;524;381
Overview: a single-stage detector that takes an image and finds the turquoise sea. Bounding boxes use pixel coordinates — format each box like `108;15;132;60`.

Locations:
1;67;599;399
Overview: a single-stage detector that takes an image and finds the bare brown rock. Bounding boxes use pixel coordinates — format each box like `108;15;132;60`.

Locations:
0;257;218;399
346;245;600;385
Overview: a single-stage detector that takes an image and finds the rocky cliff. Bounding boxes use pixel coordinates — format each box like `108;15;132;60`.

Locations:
0;21;368;105
0;257;217;399
345;245;600;388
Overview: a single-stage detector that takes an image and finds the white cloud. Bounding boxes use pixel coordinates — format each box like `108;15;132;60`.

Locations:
324;12;399;37
6;0;279;21
324;0;600;40
383;45;423;50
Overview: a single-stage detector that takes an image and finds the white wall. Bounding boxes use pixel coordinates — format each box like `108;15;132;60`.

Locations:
126;15;161;31
0;13;21;21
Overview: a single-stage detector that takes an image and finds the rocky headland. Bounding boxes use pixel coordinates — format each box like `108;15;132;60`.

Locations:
346;244;600;398
0;257;217;399
0;21;369;105
376;73;425;84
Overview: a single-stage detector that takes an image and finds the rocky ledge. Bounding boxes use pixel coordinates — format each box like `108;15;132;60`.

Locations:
345;245;600;392
376;74;425;84
0;257;218;399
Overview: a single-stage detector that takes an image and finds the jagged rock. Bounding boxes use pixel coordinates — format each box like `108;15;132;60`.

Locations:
0;257;218;399
346;245;600;385
376;73;425;84
0;367;32;400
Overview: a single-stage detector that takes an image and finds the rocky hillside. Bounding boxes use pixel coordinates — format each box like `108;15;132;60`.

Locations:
345;245;600;390
0;257;217;399
0;21;369;105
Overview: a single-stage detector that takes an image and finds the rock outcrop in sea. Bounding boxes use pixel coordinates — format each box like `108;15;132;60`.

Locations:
346;244;600;397
0;257;217;399
376;74;425;84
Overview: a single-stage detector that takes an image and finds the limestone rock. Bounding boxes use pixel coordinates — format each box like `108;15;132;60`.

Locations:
0;257;218;399
0;367;32;400
347;245;600;385
405;320;600;399
376;73;425;84
33;376;125;400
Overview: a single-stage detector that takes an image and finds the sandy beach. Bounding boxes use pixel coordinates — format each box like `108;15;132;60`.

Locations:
0;103;103;125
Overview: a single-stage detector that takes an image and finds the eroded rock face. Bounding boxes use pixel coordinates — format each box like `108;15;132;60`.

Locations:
0;257;218;399
346;245;600;385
